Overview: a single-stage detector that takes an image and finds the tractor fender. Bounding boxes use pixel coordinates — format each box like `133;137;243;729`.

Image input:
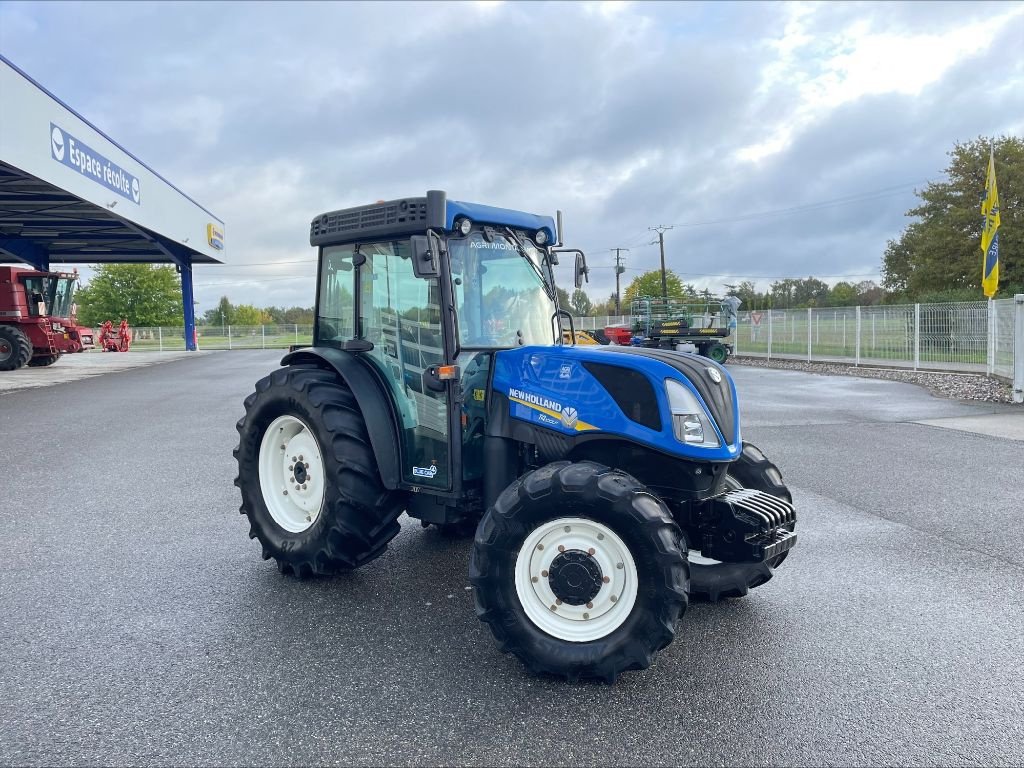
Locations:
280;346;402;490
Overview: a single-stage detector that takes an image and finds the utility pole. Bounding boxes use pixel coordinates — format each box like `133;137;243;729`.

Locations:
649;225;674;299
613;248;629;315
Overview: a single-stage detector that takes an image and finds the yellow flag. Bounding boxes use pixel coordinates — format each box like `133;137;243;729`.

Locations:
981;147;1001;298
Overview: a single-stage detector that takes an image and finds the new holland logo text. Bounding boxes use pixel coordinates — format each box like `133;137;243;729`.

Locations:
412;464;438;478
508;388;562;412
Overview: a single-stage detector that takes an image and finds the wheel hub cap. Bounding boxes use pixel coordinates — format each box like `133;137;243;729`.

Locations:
514;517;639;643
548;550;602;606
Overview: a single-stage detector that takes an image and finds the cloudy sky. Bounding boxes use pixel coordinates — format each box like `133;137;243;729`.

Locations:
2;0;1022;312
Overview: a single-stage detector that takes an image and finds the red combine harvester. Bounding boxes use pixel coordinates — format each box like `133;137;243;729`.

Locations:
97;319;132;352
0;265;84;370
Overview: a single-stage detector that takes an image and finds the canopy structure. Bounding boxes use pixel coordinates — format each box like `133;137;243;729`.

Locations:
0;54;225;351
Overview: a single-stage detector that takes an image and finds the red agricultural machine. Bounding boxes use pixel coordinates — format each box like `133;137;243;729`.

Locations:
0;265;85;370
97;319;132;352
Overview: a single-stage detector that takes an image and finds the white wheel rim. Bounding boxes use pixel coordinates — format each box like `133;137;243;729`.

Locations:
688;474;743;565
514;516;638;643
258;415;326;533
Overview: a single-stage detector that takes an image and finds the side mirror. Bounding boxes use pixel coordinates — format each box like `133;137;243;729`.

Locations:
411;234;440;278
574;252;589;289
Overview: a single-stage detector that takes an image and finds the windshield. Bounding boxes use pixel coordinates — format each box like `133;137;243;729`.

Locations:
448;231;557;348
22;276;76;318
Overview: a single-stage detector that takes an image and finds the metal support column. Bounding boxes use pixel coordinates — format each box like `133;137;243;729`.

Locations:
1014;294;1024;404
180;256;197;351
0;237;49;270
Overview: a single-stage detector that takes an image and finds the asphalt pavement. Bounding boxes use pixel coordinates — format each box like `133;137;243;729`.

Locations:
1;351;1022;767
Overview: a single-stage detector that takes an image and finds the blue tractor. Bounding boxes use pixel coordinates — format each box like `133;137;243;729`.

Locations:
234;191;797;681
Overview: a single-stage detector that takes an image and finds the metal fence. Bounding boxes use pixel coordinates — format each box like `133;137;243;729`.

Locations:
129;324;314;352
121;298;1024;403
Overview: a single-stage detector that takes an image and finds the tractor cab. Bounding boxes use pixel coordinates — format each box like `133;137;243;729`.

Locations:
234;190;797;682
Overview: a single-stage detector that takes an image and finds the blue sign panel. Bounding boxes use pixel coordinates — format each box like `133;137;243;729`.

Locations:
50;123;140;205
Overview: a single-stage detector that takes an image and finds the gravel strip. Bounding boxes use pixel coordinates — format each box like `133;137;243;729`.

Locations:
732;355;1016;404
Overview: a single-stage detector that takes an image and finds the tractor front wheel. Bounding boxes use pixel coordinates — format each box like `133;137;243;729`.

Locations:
688;442;794;601
234;365;406;577
470;461;688;682
0;326;32;371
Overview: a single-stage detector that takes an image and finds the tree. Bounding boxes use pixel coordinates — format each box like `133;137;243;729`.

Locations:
723;280;761;310
829;281;859;306
555;287;572;311
202;296;235;327
882;135;1023;299
232;304;271;325
623;270;694;306
75;264;182;327
570;289;593;316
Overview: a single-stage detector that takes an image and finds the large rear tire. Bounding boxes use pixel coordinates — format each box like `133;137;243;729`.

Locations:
0;326;32;371
688;442;794;601
234;366;406;577
470;461;688;682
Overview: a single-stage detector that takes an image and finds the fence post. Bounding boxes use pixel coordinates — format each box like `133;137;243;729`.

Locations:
855;306;861;366
228;325;233;350
987;298;994;376
1014;295;1024;404
807;308;812;361
262;325;266;350
295;324;299;344
768;310;773;360
158;326;163;352
914;304;920;371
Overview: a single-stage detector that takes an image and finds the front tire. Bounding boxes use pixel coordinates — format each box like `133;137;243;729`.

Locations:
234;365;406;577
470;461;688;682
0;326;32;371
688;442;794;601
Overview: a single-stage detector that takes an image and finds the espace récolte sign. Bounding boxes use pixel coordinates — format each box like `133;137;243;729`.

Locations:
50;122;140;205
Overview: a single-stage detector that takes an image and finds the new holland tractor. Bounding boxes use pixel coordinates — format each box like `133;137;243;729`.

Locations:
234;191;797;681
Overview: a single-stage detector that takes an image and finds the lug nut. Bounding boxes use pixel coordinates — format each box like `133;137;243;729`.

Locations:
305;515;311;522
299;455;304;461
283;490;288;496
549;604;557;612
616;562;624;570
537;543;544;551
555;599;562;605
597;533;604;540
583;613;590;620
531;576;538;583
302;484;307;490
563;526;571;533
588;548;595;555
295;485;301;490
541;570;549;578
558;545;565;552
610;595;618;603
586;602;593;609
602;576;610;584
291;456;296;462
288;465;294;471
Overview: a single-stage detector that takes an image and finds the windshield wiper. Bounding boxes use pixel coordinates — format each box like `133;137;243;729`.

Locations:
502;227;555;300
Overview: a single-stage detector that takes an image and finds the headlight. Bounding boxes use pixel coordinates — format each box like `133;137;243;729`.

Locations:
535;229;548;245
456;217;472;235
665;379;720;447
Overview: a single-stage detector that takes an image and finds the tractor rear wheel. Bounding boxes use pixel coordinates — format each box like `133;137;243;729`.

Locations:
0;326;32;371
470;461;688;682
234;365;406;577
28;354;60;367
688;442;794;601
